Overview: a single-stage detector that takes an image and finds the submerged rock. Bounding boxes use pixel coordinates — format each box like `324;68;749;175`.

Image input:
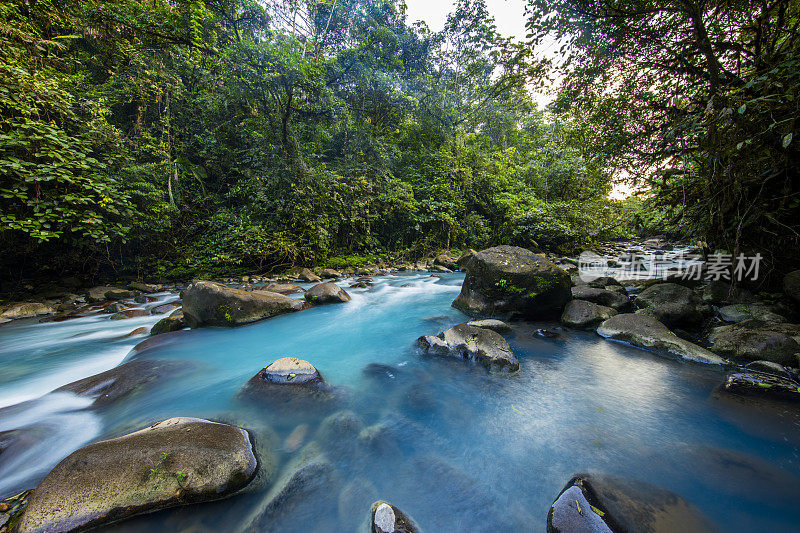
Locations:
150;302;181;315
182;280;304;327
634;282;710;327
597;313;726;365
110;309;149;320
370;501;421;533
561;299;617;329
452;245;571;319
466;318;512;333
304;282;351;304
548;473;715;533
241;443;340;532
54;359;185;407
17;418;257;533
417;323;520;372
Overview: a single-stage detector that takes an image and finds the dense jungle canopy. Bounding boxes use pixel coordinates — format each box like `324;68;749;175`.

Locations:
0;0;797;284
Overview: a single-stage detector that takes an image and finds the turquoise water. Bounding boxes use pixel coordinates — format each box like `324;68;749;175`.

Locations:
1;273;800;531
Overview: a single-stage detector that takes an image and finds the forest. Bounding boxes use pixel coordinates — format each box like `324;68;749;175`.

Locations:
0;0;797;285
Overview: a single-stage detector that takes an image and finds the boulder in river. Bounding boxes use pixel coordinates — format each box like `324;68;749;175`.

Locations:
434;253;458;271
150;314;185;335
717;372;800;402
452;245;571;319
456;248;477;270
0;302;55;319
784;269;800;304
708;323;800;366
260;283;305;295
239;358;336;405
105;289;134;300
561;299;617;329
16;418;258;533
292;267;322;283
55;359;185;407
319;268;342;279
417;323;519;372
128;281;160;293
718;304;786;324
547;473;715;533
182;280;304;327
304;282;351;305
570;286;631;311
597;313;726;365
110;309;150;320
634;282;710;327
370;501;421;533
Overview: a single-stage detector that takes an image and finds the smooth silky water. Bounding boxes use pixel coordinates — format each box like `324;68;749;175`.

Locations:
1;273;800;531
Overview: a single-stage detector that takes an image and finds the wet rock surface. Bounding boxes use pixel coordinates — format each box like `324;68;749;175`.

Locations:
417;323;519;372
54;359;186;407
708;323;800;366
370;500;420;533
717;371;800;402
182;280;304;327
634;282;710;327
466;318;512;333
16;418;257;533
304;282;351;305
452;245;571;319
561;299;617;329
571;286;631;311
597;313;726;365
548;473;716;533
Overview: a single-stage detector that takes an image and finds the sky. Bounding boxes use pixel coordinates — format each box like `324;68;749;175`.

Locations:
403;0;529;39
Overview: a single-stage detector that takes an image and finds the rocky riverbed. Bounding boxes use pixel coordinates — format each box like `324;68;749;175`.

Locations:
1;240;800;532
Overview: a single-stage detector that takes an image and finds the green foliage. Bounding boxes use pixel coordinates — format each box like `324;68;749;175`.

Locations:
1;0;626;281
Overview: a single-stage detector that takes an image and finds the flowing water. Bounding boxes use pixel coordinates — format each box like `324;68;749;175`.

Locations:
1;273;800;532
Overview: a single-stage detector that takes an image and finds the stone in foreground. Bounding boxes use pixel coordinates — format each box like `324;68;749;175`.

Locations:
597;313;726;365
417;323;519;372
452;245;571;319
634;282;709;327
547;473;715;533
304;282;351;305
17;418;257;533
371;500;421;533
182;280;304;327
0;302;55;319
561;299;617;329
708;323;800;366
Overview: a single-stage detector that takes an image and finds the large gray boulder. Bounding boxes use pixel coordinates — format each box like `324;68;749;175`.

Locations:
182;280;304;327
17;418;258;533
466;318;512;333
547;473;715;533
597;313;726;365
635;282;710;327
417;323;519;372
452;245;571;319
784;270;800;304
259;283;305;295
708;323;800;366
304;282;351;305
561;299;617;329
370;501;421;533
128;281;160;293
239;358;336;406
456;249;477;270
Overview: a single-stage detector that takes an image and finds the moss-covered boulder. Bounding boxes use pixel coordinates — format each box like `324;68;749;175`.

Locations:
452;245;571;319
16;418;258;533
708;323;800;366
717;372;800;402
182;280;304;328
634;282;710;327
